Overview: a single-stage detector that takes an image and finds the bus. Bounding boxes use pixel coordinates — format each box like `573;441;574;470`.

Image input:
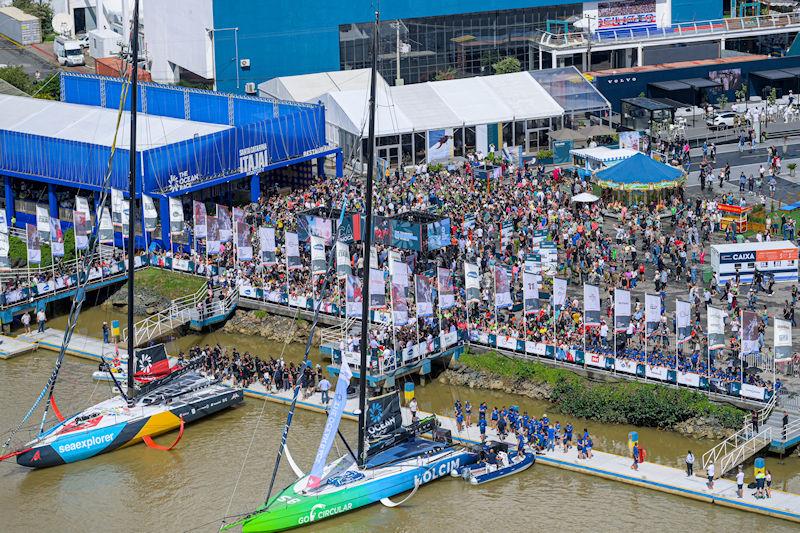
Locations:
710;241;799;285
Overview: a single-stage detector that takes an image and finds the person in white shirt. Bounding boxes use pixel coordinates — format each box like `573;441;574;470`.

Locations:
599;321;609;347
736;466;745;498
36;309;46;333
21;311;31;334
685;450;695;477
707;462;715;490
409;397;418;423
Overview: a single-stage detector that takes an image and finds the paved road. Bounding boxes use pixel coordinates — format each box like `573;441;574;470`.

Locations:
0;37;55;77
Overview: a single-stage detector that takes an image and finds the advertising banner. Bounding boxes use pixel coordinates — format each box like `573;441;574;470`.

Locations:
36;205;50;241
310;236;326;275
740;310;760;357
236;222;253;261
258;226;276;265
111;188;123;226
415;275;434;318
26;223;41;264
677;371;701;388
707;306;727;350
301;214;334;246
614;289;631;333
645;293;661;338
619;131;641;151
217;205;232;242
142;194;158;232
427;128;454;163
0;208;6;234
368;268;386;310
614;358;637;374
75;196;90;218
120;199;130;237
427;218;451;251
372;215;392;246
597;0;657;32
0;231;9;268
494;265;513;309
391;219;423;251
552;278;567;309
233;206;244;225
774;318;793;362
585;352;607;369
583;284;601;326
99;208;114;243
336;242;351;278
285;232;301;270
645;365;669;381
169;197;184;235
391;276;409;327
676;300;692;344
337;213;362;244
73;210;89;250
465;262;481;303
206;216;221;255
345;274;363;317
192;200;207;238
740;384;766;401
523;271;540;313
437;267;455;310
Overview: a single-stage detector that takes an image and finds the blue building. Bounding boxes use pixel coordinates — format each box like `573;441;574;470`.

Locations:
150;0;729;93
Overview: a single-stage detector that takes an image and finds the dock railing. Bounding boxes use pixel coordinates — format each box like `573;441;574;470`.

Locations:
122;282;208;346
702;424;773;478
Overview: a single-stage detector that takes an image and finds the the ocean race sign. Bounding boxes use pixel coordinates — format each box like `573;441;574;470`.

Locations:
239;143;269;174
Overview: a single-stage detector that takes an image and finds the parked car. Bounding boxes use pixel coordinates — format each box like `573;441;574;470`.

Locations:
76;33;89;49
706;112;742;129
673;105;706;119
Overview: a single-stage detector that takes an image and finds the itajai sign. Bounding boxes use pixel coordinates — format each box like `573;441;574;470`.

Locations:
239;143;269;174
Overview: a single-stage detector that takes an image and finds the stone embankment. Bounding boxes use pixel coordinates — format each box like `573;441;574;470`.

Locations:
221;310;313;345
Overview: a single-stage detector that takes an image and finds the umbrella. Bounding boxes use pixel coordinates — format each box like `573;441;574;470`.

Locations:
579;124;616;138
571;192;600;203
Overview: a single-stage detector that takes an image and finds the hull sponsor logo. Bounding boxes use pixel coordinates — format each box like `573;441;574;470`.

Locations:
414;458;461;485
298;502;353;524
56;432;114;455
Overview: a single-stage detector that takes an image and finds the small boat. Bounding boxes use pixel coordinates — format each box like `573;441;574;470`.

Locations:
453;442;535;485
93;345;177;383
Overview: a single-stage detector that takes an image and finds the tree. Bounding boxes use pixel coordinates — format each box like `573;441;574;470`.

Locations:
716;93;729;109
0;66;32;94
13;0;55;37
433;67;457;81
492;56;521;74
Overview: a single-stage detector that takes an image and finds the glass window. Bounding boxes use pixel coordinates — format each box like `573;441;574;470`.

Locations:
502;122;512;149
401;133;413;166
453;127;464;158
414;132;426;164
464;126;476;155
514;120;526;149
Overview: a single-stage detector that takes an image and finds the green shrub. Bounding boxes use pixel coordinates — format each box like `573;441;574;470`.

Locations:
536;149;554;160
459;351;745;429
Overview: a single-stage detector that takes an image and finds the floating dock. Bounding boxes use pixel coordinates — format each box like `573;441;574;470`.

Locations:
239;383;800;525
0;335;37;359
19;328;127;362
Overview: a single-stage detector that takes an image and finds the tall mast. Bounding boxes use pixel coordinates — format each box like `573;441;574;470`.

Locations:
357;10;379;468
126;0;140;395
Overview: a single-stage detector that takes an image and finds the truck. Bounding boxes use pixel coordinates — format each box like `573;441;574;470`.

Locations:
53;36;85;67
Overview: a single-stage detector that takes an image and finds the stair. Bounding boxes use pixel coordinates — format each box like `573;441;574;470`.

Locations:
703;426;773;478
765;404;800;453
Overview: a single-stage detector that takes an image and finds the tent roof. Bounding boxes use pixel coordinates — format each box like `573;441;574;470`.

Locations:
751;69;796;81
595;152;683;184
257;68;386;103
648;80;691;92
679;78;721;89
0;94;231;150
570;146;638;162
318;70;564;137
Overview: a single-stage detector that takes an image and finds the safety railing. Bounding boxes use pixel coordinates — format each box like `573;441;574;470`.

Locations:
122;282;208;346
0;244;119;283
702;425;772;478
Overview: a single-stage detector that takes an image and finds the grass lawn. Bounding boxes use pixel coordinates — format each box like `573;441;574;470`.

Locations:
135;268;205;300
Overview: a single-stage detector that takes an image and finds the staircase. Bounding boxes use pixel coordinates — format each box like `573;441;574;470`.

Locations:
764;400;800;454
188;287;239;331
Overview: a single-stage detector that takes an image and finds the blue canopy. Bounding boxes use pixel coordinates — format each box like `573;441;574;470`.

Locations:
595;152;684;190
781;201;800;212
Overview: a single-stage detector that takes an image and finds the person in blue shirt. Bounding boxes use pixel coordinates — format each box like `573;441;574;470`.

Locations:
631;443;639;471
490;407;499;429
564;423;574;452
464;401;472;427
455;410;464;432
517;432;526;452
497;416;507;439
577;437;585;459
479;416;488;444
542;414;549;427
479;402;487;421
547;424;556;452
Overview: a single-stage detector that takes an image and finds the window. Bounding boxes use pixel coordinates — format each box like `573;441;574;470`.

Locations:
514;120;526;149
464;126;476;155
414;132;426;164
453;127;464;158
401;134;413;166
502;122;512;149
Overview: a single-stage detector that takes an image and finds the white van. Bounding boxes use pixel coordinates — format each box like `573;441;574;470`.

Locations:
53;36;85;66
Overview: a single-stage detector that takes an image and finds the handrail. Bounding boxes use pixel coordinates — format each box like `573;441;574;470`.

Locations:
780;418;800;443
754;393;778;428
702;425;772;477
122;281;209;346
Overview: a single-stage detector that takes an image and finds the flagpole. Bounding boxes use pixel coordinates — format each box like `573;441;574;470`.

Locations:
675;300;679;384
493;266;498;336
414;275;420;364
739;308;744;385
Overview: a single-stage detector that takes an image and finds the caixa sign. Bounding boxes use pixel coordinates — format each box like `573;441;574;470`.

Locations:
239;143;269;174
720;251;756;263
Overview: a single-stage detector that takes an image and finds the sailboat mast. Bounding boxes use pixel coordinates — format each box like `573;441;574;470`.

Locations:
126;0;141;394
357;10;380;468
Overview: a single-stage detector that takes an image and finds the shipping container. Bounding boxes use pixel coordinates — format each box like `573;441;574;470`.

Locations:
0;6;41;45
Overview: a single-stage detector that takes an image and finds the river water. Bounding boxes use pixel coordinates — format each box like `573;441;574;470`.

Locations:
1;307;798;532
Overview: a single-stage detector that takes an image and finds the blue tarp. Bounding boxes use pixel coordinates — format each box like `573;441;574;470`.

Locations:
595;152;683;185
781;201;800;211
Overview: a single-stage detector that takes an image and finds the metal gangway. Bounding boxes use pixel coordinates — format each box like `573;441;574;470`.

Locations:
702;395;776;478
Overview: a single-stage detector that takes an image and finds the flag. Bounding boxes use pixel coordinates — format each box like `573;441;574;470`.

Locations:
437;267;455;310
192;200;207;238
552;278;567;310
336;241;351;278
0;207;7;234
0;230;9;268
169;197;184;235
35;205;50;242
645;293;661;338
111;188;123;226
99;208;114;243
73;210;89;250
368;268;386;310
206;216;221;255
707;306;727;350
120;199;130;237
143;194;158;232
774;318;793;362
391;270;409;327
236;222;253;261
26;223;41;264
49;218;64;257
494;265;512;309
464;262;480;303
614;289;631;333
75;196;90;218
285;232;301;270
675;300;692;344
233;206;245;225
306;356;352;490
415;274;433;318
217;205;232;242
583;284;601;326
258;226;276;265
740;310;760;356
523;271;540;313
369;247;378;269
310;236;326;275
345;274;363;317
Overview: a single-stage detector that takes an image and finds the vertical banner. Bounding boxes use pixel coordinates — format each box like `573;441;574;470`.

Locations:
645;293;661;338
494;265;512;309
369;247;378;270
258;226;276;265
192;200;207;238
35;205;50;242
236;222;253;261
75;196;90;218
369;268;386;310
391;268;409;326
675;300;692;344
310;236;326;275
336;241;351;278
206;216;221;255
437;267;455;310
120;199;130;237
0;231;8;268
583;284;601;326
345;274;363;317
0;207;7;233
99;208;114;243
26;223;41;264
707;306;727;350
415;275;434;318
464;262;481;303
217;205;232;242
740;310;760;357
111;188;123;226
285;232;301;270
169;197;184;235
552;278;567;310
774;318;793;362
614;289;631;332
142;194;158;233
233;206;245;225
523;271;540;313
49;218;64;257
73;210;89;250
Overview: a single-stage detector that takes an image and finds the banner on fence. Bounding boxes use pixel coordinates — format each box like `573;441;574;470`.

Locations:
614;358;637;374
677;371;701;387
645;365;669;381
740;383;766;401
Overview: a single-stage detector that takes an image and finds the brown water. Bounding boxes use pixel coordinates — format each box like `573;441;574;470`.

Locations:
1;306;799;533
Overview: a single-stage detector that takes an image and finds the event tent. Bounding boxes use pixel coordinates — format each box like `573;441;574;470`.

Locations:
595;152;685;191
257;68;387;103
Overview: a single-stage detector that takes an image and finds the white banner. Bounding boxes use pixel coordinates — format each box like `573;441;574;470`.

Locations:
345;274;362;317
73;210;89;250
677;371;701;387
336;241;351;278
285;231;301;270
0;231;8;268
415;275;433;318
645;365;669;381
464;262;481;303
173;258;191;271
368;268;386;310
645;293;661;337
169;197;184;235
25;223;41;264
111;188;123;226
49;218;64;257
525;341;548;356
614;289;631;332
774;318;793;362
441;331;458;348
497;335;518;350
217;205;232;243
676;300;692;344
583;284;601;326
36;205;50;241
437;267;455;310
740;383;766;401
0;208;7;233
75;196;90;218
120;199;130;237
99;207;114;243
552;277;567;309
143;194;159;232
585;352;606;368
523;271;540;313
236;222;253;262
259;226;277;265
614;358;638;374
707;306;727;350
494;265;512;309
310;236;326;275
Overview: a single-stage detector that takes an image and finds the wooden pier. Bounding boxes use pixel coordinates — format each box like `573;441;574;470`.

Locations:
0;335;37;359
239;383;800;525
19;328;127;363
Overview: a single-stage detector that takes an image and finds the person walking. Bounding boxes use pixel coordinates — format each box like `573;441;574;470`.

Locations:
736;466;745;498
751;410;759;434
21;311;31;334
631;442;639;471
783;411;790;441
707;462;715;490
318;376;331;406
685;450;695;477
102;321;110;344
409;397;418;423
36;308;46;333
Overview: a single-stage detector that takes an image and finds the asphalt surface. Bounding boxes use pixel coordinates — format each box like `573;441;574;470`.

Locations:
0;37;55;77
